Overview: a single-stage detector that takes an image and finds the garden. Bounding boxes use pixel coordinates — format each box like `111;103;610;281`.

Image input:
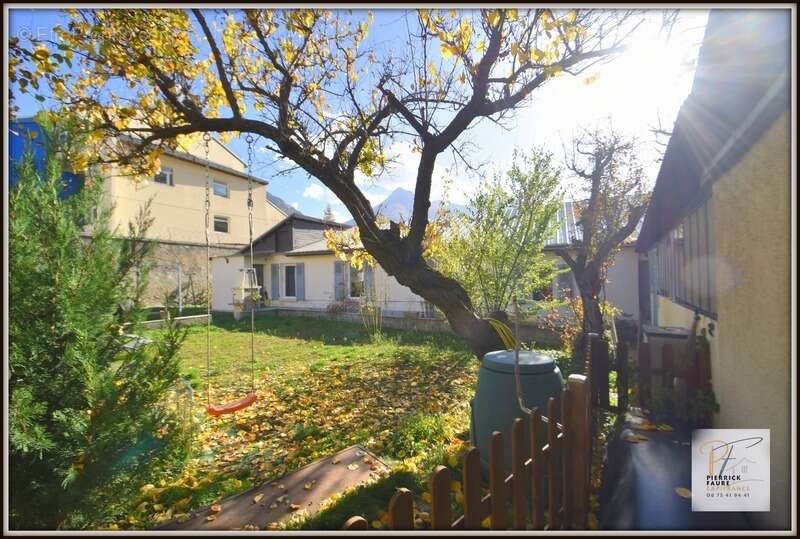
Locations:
8;7;704;532
91;314;576;530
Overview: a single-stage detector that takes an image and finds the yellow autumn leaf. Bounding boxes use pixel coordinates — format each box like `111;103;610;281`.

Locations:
675;487;692;499
657;423;674;432
253;493;264;504
371;519;382;529
481;515;491;528
486;11;501;27
440;42;459;59
421;491;432;504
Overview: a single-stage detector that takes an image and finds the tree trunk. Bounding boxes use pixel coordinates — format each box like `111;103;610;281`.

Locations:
575;287;605;369
361;232;505;359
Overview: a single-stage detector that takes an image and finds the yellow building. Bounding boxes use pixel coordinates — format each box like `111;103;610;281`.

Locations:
636;10;792;530
99;136;287;305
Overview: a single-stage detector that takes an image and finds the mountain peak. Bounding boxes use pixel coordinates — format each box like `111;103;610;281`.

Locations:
347;187;464;224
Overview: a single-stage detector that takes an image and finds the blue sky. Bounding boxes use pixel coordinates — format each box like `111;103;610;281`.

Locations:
9;8;709;221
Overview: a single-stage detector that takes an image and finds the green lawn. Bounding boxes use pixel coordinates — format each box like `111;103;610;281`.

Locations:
120;313;480;530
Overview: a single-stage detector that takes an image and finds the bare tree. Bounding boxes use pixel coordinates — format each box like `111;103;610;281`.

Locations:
556;126;649;362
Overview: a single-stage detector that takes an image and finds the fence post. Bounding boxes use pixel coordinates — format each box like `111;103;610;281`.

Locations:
429;466;451;530
388;488;414;530
546;397;560;530
530;408;544;530
561;386;575;529
511;418;526;529
342;516;368;530
567;374;591;529
462;447;482;530
489;431;506;530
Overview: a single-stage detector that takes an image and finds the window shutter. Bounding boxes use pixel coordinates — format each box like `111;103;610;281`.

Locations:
334;261;346;300
296;263;305;301
270;264;280;299
364;264;375;299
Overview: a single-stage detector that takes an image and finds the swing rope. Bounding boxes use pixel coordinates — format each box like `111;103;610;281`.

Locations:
202;133;259;417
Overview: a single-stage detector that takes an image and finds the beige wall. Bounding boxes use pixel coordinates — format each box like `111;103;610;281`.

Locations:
102;153;284;245
212;252;429;314
546;246;640;319
709;111;791;529
653;112;791;529
211;254;246;311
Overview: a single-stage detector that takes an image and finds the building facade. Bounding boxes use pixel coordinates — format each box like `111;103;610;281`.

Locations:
636;10;791;529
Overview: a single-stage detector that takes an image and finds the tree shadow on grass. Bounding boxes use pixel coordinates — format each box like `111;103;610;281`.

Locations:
207;311;470;352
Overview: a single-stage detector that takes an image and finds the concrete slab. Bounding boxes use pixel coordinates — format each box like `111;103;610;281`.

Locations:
158;445;388;531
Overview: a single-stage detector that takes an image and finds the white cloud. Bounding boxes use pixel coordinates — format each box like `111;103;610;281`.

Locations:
290;202;300;209
302;183;326;200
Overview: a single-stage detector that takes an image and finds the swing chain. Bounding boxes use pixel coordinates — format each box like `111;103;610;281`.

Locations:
203;132;212;407
245;134;256;393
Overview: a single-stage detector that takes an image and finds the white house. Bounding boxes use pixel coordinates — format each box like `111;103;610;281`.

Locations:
211;213;435;317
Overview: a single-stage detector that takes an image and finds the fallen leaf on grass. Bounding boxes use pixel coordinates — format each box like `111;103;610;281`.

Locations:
675;487;692;499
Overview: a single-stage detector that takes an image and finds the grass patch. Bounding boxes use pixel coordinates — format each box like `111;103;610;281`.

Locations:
289;471;422;531
121;314;476;530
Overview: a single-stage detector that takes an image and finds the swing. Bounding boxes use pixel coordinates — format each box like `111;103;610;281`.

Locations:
202;133;260;417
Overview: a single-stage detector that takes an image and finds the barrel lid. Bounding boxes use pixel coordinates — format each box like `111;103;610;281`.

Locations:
481;350;556;375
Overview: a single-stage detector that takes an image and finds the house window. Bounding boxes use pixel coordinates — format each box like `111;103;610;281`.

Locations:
284;265;296;298
154;167;173;185
212;180;229;198
649;202;716;318
213;216;229;233
349;266;364;298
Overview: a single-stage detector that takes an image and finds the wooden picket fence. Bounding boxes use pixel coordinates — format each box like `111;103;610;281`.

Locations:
343;375;591;531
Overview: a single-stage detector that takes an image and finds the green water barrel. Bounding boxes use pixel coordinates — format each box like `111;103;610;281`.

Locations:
470;350;563;473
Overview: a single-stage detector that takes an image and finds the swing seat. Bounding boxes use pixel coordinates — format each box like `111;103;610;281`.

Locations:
205;392;258;417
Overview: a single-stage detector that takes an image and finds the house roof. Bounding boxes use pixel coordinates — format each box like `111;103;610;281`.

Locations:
234;213;346;256
545;201;583;248
113;132;269;185
267;192;301;216
636;9;790;253
542;200;640;250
